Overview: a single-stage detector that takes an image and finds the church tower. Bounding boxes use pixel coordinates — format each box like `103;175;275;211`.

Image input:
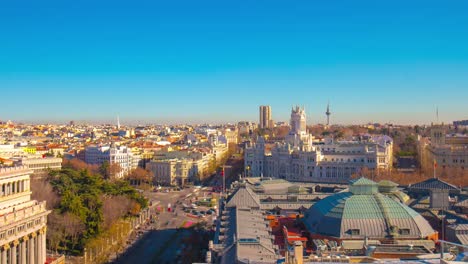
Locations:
430;123;446;145
430;107;446;145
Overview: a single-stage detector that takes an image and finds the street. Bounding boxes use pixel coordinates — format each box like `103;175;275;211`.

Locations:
112;186;217;264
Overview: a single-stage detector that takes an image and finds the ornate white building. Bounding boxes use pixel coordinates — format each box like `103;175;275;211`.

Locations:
0;166;50;264
289;106;307;135
84;144;136;178
245;107;393;183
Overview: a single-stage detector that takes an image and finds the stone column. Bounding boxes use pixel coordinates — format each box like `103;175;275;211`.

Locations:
21;236;28;264
2;244;10;264
35;234;40;264
36;232;43;264
29;233;36;264
33;232;39;264
11;240;19;264
41;227;47;264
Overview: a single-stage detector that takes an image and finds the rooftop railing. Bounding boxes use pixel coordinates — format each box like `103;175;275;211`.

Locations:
0;201;47;226
0;166;31;176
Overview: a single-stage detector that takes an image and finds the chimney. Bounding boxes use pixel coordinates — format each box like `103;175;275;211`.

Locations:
294;241;303;264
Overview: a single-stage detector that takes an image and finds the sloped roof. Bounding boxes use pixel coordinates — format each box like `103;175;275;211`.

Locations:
351;177;378;186
448;224;468;245
220;207;277;264
455;198;468;208
379;180;399;187
226;186;261;209
349;177;379;195
409;178;458;191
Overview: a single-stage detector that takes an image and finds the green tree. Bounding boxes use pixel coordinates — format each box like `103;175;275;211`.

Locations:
99;161;110;179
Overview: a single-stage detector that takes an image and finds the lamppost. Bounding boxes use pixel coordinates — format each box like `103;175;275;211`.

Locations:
439;212;446;258
440;213;445;240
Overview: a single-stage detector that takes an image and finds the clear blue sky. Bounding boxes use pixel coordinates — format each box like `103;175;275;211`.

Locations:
1;0;467;125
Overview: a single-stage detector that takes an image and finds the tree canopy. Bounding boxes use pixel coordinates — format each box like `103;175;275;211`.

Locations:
38;165;148;254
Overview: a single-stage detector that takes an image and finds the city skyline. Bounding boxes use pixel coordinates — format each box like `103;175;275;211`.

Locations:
1;1;467;124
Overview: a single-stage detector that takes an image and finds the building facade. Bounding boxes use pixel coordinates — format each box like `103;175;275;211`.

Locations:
419;124;468;172
245;108;393;183
147;150;214;185
259;105;272;129
0;166;50;264
17;157;62;175
84;144;135;178
237;121;257;135
147;158;198;186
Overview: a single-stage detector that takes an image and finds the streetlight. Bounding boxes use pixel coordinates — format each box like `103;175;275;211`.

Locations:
440;212;446;241
245;165;250;178
439;211;446;258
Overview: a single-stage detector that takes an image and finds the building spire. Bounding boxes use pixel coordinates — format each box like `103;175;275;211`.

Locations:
325;100;331;126
117;115;121;130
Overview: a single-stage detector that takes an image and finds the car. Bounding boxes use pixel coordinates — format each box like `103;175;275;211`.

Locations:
192;211;201;217
206;210;214;215
191;203;198;209
199;211;206;216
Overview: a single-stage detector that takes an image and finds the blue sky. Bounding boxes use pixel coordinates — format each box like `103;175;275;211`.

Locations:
1;0;467;125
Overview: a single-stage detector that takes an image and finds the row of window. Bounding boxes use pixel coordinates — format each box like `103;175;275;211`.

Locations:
441;159;466;164
27;163;61;168
0;218;43;239
318;148;366;154
348;228;410;236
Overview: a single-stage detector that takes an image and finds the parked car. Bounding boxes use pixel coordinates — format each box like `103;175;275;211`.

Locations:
193;212;202;218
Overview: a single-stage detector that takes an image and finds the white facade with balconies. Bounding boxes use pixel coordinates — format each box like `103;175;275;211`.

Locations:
0;166;50;264
84;144;135;178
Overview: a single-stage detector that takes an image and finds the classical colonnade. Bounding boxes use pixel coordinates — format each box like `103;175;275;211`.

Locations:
0;227;46;264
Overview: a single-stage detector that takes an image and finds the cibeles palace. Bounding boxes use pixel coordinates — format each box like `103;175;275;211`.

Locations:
245;106;393;183
0;166;50;264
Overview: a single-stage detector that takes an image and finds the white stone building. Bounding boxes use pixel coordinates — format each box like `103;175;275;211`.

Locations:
147;158;199;186
0;166;50;264
17;157;62;175
147;150;214;186
245;107;393;183
84;144;135;178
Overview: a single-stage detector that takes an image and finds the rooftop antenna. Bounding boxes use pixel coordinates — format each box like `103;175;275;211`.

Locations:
326;100;331;127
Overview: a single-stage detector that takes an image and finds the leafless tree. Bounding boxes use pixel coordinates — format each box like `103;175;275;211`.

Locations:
31;179;60;209
63;212;85;249
102;195;134;228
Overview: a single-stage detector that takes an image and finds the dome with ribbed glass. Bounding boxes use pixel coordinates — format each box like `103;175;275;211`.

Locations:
302;178;435;239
